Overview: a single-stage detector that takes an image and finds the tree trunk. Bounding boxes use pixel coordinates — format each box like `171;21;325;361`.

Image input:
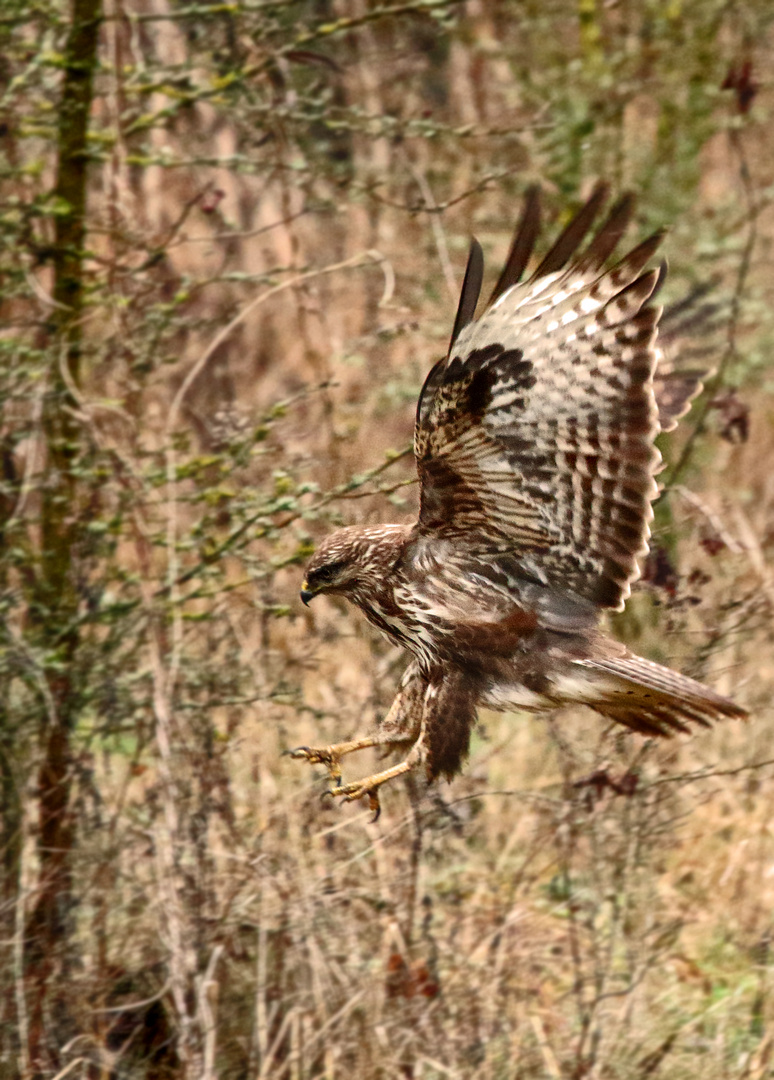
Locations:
24;0;101;1072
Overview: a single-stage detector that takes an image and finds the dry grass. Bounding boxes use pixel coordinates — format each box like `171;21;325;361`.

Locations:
5;3;774;1077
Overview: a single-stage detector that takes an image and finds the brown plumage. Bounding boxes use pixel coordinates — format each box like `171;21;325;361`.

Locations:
291;185;746;815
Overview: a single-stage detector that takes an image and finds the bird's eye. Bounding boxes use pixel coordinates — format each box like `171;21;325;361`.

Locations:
311;560;347;586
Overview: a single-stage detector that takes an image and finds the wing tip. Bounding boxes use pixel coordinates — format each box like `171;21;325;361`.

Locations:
448;236;485;354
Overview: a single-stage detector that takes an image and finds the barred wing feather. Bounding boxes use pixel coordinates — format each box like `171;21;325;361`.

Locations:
415;192;665;612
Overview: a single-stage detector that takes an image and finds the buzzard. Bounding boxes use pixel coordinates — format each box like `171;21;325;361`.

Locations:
291;184;746;816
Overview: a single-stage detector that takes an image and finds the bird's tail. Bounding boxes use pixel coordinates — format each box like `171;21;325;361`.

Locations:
577;652;747;736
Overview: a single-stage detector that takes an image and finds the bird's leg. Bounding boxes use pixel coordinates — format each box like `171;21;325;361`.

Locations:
286;662;427;804
325;745;423;821
325;667;476;819
285;734;408;787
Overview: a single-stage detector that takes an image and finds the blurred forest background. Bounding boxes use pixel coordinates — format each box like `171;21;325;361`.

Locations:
2;0;774;1077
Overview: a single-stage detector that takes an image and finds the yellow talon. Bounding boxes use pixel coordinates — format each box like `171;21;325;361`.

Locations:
326;780;382;822
285;745;343;784
287;741;416;819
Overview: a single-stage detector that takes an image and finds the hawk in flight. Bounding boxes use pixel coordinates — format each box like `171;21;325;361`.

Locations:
291;185;746;815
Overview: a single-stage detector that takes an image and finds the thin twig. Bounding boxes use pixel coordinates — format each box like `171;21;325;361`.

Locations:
404;156;457;300
672;485;744;553
165;250;387;435
666;126;757;488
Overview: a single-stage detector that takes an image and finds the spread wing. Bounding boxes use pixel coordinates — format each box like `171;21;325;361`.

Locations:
652;280;721;432
414;186;667;612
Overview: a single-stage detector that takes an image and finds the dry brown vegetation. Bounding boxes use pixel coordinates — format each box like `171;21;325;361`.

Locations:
2;1;774;1077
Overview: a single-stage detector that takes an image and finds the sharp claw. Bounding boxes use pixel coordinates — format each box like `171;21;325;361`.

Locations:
287;743;406;817
325;782;381;821
286;746;336;769
284;746;312;759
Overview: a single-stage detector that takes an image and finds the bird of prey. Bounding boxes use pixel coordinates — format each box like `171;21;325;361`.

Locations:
290;184;746;816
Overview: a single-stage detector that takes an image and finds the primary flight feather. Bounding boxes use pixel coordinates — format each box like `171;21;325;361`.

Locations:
292;185;746;815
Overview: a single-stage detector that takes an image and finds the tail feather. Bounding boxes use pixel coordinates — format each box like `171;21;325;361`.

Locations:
577;652;747;737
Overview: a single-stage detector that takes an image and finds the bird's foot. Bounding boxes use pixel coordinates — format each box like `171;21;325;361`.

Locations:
325;779;382;821
284;736;382;786
324;758;415;822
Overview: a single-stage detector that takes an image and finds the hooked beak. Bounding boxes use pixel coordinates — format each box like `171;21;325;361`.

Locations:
300;582;315;607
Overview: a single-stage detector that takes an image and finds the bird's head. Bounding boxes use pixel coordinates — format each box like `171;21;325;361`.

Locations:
300;524;409;607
